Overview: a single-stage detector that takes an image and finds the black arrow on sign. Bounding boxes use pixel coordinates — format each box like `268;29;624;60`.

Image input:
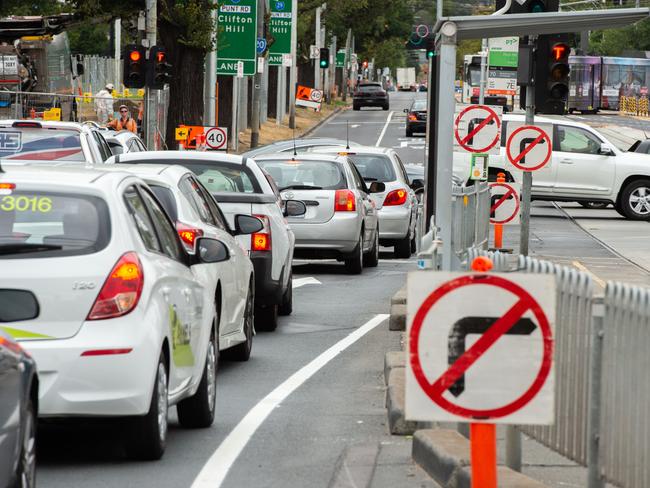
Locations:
466;117;496;146
518;137;546;167
447;316;537;397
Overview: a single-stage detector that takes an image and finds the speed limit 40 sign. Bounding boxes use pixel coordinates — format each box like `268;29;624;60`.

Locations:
204;127;228;151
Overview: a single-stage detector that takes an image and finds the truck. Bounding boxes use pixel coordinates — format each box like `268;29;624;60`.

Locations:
396;67;416;91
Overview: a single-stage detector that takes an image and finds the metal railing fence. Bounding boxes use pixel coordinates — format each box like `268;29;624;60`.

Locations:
451;182;490;260
517;256;595;467
600;282;650;488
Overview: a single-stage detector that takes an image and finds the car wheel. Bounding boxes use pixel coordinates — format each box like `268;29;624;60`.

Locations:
178;322;218;426
128;353;168;460
222;289;254;361
353;104;360;111
255;303;278;332
579;201;610;209
279;272;293;316
382;104;389;111
363;227;379;267
14;394;36;488
406;128;413;137
620;179;650;220
345;233;364;274
394;234;412;259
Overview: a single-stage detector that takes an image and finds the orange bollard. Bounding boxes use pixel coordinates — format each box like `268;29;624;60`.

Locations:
470;256;493;272
470;423;497;488
494;172;506;249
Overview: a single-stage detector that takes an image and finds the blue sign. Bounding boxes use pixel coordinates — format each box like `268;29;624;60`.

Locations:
275;1;285;9
256;37;267;54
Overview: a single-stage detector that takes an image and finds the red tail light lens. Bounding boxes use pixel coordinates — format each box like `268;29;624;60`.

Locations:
176;221;204;252
88;252;144;320
251;215;271;252
334;189;356;212
0;335;24;355
384;188;408;206
0;183;16;191
408;113;418;121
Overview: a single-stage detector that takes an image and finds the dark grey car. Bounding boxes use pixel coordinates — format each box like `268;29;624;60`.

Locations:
0;290;39;488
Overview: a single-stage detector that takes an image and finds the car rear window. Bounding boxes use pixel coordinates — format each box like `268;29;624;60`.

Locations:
0;190;110;258
149;184;178;222
412;100;427;110
359;84;382;92
256;159;347;190
0;128;85;161
346;154;396;183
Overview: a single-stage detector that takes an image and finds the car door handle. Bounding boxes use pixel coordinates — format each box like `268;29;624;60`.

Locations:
560;159;574;164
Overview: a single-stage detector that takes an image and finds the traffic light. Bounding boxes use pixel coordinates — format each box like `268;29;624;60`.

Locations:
147;45;172;89
534;34;570;114
495;0;559;13
123;44;146;88
426;37;435;59
319;48;329;69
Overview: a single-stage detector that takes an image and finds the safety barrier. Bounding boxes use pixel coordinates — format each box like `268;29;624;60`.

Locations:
451;182;490;260
620;95;650;117
464;248;510;272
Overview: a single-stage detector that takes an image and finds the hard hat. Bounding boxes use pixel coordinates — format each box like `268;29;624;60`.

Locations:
119;104;128;110
105;83;115;91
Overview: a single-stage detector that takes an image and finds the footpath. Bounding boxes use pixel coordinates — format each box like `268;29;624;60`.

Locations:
381;202;642;488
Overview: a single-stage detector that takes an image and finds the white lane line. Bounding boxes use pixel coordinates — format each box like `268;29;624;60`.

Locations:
190;313;389;488
376;111;393;147
292;277;322;289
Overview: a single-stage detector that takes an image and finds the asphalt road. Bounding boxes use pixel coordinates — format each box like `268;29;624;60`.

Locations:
36;92;433;488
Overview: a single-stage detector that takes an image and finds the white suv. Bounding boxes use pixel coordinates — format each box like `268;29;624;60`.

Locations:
453;113;650;220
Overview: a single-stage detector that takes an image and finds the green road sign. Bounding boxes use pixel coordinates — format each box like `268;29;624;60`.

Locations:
336;50;345;68
217;0;258;76
268;0;293;66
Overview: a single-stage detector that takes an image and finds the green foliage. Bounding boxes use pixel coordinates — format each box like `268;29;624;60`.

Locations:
590;19;650;56
1;0;62;15
67;23;110;55
159;0;217;50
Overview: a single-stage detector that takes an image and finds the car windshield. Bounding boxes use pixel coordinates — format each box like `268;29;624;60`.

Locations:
412;100;427;111
0;190;110;258
256;159;347;190
346;154;396;183
0;128;85;161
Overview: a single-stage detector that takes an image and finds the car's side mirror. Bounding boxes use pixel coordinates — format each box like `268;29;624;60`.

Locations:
368;181;386;193
410;178;425;191
403;108;410;113
284;199;307;217
600;143;615;156
234;214;264;235
195;237;229;264
0;289;39;322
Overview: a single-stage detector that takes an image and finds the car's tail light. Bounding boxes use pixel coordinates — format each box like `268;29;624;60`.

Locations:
12;121;42;128
408;113;418;121
0;335;24;355
176;221;204;253
334;189;356;212
384;188;408;206
0;183;16;191
88;252;144;320
251;215;271;252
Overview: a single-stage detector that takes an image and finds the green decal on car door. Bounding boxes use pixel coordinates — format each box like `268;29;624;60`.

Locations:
169;305;195;367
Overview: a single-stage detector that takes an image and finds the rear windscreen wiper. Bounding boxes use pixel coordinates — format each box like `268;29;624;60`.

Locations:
0;243;63;255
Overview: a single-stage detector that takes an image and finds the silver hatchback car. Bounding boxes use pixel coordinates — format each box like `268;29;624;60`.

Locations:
254;153;383;274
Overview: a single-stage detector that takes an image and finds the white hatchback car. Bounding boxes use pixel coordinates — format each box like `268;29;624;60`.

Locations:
311;146;419;258
454;113;650;220
107;151;305;332
0;165;261;460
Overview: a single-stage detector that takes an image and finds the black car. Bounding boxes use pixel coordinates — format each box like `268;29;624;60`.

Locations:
630;138;650;154
0;289;39;488
404;99;427;137
353;83;389;111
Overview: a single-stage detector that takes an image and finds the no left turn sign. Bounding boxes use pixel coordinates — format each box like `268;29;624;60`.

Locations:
489;181;520;225
406;272;555;424
454;104;502;155
506;123;552;171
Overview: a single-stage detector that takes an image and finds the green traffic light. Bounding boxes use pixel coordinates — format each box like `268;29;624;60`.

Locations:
320;61;327;68
427;50;434;59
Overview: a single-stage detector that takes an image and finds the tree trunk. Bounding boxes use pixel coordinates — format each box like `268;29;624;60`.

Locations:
159;19;207;149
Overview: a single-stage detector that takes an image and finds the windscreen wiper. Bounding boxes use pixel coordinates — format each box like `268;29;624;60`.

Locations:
0;243;63;255
279;184;323;191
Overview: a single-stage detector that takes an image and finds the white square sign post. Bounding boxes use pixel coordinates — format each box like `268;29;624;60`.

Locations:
453;104;503;156
405;271;555;425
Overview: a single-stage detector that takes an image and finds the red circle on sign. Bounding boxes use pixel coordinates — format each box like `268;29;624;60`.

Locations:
205;127;227;150
410;274;553;420
454;105;501;153
506;125;552;171
489;182;520;225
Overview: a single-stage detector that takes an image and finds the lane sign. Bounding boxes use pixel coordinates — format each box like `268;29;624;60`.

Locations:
205;127;228;150
489;181;520;225
175;127;189;141
505;124;552;171
406;272;555;424
454;104;502;155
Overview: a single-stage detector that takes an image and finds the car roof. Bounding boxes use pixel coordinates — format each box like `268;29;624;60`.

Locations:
107;131;140;143
101;163;192;182
242;138;361;156
502;113;596;132
114;150;246;165
0;163;132;187
309;145;392;156
0;120;88;132
252;152;349;164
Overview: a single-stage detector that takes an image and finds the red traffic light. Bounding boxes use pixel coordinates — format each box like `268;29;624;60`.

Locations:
551;43;569;62
156;51;166;63
129;50;142;62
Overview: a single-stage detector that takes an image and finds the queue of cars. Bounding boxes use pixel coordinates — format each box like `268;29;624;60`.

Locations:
0;119;425;486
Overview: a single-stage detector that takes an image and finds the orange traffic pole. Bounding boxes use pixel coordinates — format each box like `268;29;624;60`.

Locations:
470;423;497;488
494;172;506;250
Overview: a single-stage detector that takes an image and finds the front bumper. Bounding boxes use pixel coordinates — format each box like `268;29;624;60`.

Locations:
21;311;158;418
378;206;411;241
291;213;361;259
250;251;284;306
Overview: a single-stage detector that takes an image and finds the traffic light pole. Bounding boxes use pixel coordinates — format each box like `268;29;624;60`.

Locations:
144;0;157;150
